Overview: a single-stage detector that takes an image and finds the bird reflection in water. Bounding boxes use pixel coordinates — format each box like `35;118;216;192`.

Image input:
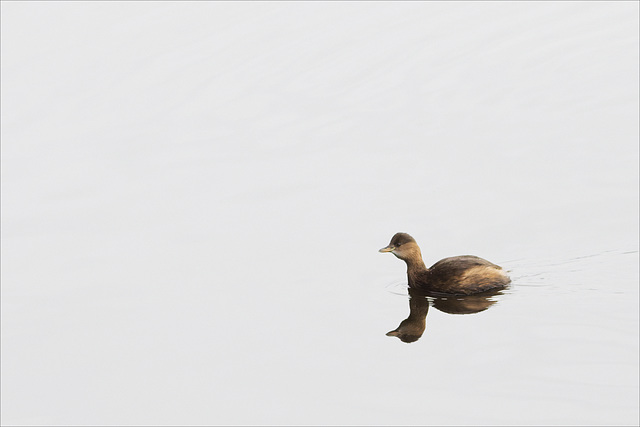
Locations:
386;288;504;343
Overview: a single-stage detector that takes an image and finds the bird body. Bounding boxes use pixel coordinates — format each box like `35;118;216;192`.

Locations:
380;232;510;295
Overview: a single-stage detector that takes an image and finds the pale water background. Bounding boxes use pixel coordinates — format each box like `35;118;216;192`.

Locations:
2;2;638;425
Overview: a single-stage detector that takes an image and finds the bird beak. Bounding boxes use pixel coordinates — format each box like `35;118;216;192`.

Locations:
379;245;394;253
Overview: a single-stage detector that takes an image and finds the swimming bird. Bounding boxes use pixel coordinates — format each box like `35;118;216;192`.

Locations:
379;232;510;295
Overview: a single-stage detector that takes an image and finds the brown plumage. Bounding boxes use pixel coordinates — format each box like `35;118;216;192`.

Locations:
379;232;510;295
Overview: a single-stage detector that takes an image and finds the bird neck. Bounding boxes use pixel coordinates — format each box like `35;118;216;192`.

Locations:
405;253;428;285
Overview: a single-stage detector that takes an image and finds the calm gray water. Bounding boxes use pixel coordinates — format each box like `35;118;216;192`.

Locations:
2;2;638;425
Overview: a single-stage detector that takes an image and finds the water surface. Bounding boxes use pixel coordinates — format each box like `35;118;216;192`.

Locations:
2;2;638;425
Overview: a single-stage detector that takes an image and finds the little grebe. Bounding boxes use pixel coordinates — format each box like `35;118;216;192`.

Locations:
379;232;510;295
